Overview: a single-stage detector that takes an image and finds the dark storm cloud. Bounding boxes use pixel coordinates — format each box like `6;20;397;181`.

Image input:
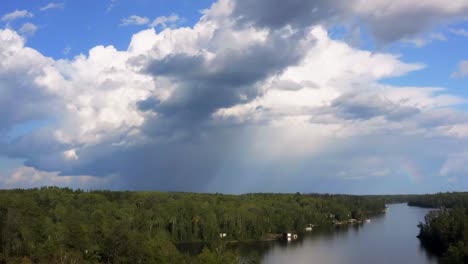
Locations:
139;30;309;136
230;0;468;44
269;80;304;91
1;128;74;174
137;97;160;112
47;128;244;192
0;60;55;134
231;0;347;29
363;7;468;44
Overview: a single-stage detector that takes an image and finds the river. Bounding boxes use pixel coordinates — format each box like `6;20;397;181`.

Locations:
253;203;438;264
180;203;438;263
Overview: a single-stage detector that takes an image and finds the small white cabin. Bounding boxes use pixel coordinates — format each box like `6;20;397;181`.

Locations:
219;233;227;238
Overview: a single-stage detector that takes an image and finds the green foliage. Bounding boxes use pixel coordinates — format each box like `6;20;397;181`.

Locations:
414;193;468;263
0;187;384;263
196;247;239;264
408;192;468;208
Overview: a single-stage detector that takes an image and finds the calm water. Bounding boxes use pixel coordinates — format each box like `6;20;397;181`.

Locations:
255;203;437;264
179;204;438;263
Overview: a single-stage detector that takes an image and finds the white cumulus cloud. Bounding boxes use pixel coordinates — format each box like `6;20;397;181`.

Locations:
120;15;150;26
1;10;33;22
40;2;64;11
19;22;38;36
149;15;181;28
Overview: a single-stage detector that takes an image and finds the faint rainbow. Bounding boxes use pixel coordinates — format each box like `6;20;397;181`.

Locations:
399;160;423;183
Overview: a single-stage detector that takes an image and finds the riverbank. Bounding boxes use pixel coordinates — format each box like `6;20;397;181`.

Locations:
179;204;438;264
408;193;468;263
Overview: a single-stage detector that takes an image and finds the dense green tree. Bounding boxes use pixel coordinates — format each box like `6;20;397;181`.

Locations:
413;193;468;263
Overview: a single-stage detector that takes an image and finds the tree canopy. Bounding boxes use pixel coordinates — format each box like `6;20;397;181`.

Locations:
0;187;384;263
412;193;468;263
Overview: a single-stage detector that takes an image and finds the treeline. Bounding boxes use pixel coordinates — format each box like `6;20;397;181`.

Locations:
407;192;468;208
304;193;386;219
412;192;468;263
417;208;468;263
0;187;384;263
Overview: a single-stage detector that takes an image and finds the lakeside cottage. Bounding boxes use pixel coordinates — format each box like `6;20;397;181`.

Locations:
305;224;314;232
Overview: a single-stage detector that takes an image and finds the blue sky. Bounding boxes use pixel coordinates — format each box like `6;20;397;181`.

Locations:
2;0;214;58
0;0;468;194
385;23;468;96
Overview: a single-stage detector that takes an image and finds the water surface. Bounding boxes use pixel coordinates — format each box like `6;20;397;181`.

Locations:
256;203;437;264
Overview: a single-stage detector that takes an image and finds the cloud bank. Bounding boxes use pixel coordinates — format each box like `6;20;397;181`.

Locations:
1;0;468;192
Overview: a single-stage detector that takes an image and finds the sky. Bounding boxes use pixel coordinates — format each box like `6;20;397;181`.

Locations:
1;0;468;194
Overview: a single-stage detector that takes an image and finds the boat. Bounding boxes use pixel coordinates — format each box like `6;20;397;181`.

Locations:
282;232;298;241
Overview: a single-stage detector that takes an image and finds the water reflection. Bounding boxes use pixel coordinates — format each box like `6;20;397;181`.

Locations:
259;204;438;264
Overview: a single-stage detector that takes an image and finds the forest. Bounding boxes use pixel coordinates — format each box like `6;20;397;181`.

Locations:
411;193;468;263
408;192;468;208
0;188;385;263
